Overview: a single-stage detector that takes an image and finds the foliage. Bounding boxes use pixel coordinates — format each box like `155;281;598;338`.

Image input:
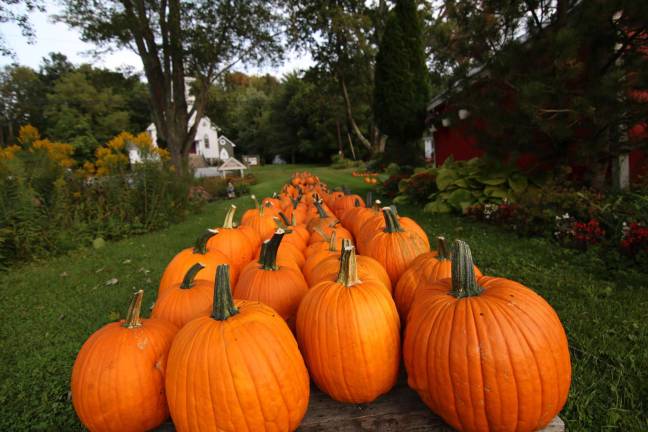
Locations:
0;56;150;155
426;0;648;188
373;0;430;165
0;127;201;268
391;157;530;213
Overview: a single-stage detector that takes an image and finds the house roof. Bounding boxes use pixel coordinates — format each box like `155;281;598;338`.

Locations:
218;157;247;171
218;135;236;148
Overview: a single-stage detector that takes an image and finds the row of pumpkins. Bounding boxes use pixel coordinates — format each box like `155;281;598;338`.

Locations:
71;171;571;432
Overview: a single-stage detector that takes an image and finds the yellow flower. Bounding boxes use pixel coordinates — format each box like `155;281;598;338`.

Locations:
17;125;41;145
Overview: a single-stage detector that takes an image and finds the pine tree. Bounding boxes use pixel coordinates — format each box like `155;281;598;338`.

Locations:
373;0;430;165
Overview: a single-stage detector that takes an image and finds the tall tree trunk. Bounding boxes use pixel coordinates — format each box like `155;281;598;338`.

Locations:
339;75;373;151
0;125;5;148
346;130;357;160
371;125;387;153
7;122;14;145
336;119;345;158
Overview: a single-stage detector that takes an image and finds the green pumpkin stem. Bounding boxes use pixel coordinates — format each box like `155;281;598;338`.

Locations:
278;211;291;226
314;200;328;218
222;205;237;229
260;229;285;270
450;240;483;298
436;236;450;260
123;290;144;328
336;246;361;287
193;229;218;254
382;207;404;233
180;263;205;289
212;265;239;320
373;200;382;211
289;196;299;209
366;191;373;207
353;198;360;207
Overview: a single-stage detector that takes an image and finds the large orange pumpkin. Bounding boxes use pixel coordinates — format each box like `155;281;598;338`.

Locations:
364;208;429;284
71;290;178;432
206;205;255;274
404;240;571;432
296;246;400;403
151;263;213;328
166;265;310;431
159;230;236;298
234;229;308;327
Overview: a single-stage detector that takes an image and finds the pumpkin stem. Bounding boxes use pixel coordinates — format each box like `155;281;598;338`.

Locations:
289;196;299;209
278;211;291;226
450;240;483;298
353;198;360;207
180;263;205;289
222;205;237;229
193;229;218;254
382;207;404;233
336;245;361;287
314;200;328;218
260;229;285;270
372;200;382;211
123;290;144;328
366;191;373;207
251;194;266;215
212;265;239;320
436;236;450;260
313;225;330;243
328;230;338;251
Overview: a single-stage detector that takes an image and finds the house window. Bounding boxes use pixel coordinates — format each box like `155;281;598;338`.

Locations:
204;135;210;149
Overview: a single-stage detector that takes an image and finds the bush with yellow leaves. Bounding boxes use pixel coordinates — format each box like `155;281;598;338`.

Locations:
0;125;76;169
90;131;170;176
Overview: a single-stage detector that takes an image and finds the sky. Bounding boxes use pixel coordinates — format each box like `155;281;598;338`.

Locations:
0;3;314;78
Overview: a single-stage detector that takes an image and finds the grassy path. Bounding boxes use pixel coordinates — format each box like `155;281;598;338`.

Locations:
0;164;645;430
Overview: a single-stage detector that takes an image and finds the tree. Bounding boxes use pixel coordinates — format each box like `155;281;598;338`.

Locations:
0;65;43;146
59;0;284;173
287;0;385;156
373;0;430;165
44;67;132;160
427;0;648;188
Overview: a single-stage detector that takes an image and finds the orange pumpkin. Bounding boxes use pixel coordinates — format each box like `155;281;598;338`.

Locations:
304;230;348;258
404;240;571;432
159;230;236;299
302;234;346;283
332;194;365;218
308;224;353;245
306;246;392;293
395;237;483;322
241;195;277;240
274;212;309;251
206;205;255;274
364;208;429;284
151;263;213;328
166;265;310;431
71;290;178;432
234;229;308;327
305;200;338;232
296;246;400;403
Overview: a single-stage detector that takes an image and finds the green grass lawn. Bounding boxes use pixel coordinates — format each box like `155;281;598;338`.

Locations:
0;164;646;431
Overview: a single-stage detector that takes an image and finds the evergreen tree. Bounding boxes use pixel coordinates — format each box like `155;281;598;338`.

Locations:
373;0;430;166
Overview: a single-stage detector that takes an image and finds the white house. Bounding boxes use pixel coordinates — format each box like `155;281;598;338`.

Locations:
131;78;236;165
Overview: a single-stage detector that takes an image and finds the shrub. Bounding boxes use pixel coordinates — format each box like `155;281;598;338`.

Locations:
0;127;203;268
330;154;366;170
198;175;256;200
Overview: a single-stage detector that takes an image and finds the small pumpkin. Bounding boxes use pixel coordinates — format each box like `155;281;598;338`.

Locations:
404;240;571;432
306;246;392;294
71;290;178;432
151;263;213;328
235;229;308;327
241;195;277;240
302;233;346;283
296;246;400;403
159;230;236;299
166;265;310;431
206;205;255;274
364;208;429;284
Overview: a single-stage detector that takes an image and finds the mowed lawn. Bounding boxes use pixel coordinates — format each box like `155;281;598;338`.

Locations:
0;165;646;431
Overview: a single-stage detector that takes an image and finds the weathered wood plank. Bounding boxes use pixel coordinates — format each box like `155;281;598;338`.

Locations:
155;372;565;431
